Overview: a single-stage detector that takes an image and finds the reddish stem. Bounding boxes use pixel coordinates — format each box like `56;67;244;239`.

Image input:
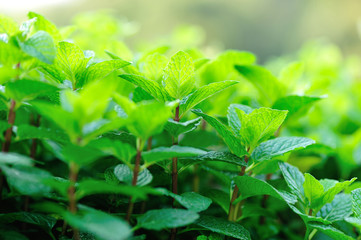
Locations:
68;162;80;240
2;100;16;152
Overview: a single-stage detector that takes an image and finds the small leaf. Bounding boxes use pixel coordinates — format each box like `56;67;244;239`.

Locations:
303;173;324;209
192;110;248;157
227;104;253;138
18;31;56;64
63;205;132;240
28;12;62;41
137;209;199;230
142;145;206;165
84;59;130;83
195;215;251;240
251;137;315;163
279;162;305;203
163;51;195;99
351;188;361;218
139;53;168;82
120;74;173;102
179;80;239;117
308;222;354;240
113;164;153;186
184;151;247;167
164;117;202;137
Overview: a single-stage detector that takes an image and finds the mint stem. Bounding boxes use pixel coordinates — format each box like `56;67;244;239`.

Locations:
68;162;80;240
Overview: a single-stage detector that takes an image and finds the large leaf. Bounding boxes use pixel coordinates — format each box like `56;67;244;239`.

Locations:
163;51;195;99
351;188;361;218
28;12;62;41
307;223;354;240
179;80;239;117
0;212;56;231
5;79;58;102
251;137;315;163
17;124;69;143
195;215;251;240
63;205;132;240
137;209;199;230
234;175;297;204
317;193;352;222
272;95;322;120
0;152;33;166
120;74;173;102
164;117;202;137
142;145;206;166
140;52;168;82
182;151;247;169
279;162;305;203
0;14;18;36
235;107;288;150
61;144;106;166
192;110;248;157
18;31;56;64
235;65;285;104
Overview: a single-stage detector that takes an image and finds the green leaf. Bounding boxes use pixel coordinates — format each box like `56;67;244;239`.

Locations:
235;65;285;104
159;189;212;212
61;144;106;166
28;12;62;41
192;110;248;157
183;151;247;168
163;51;195;99
251;137;315;163
140;53;168;82
89;138;136;163
112;164;153;186
204;189;229;214
5;79;58;102
279;162;305;203
307;222;354;240
272;95;322;120
345;217;361;229
120;74;173;102
279;62;304;89
63;205;132;240
76;179;159;200
142;145;207;166
18;31;56;64
0;152;33;166
179;80;239;117
317;193;352;222
0;212;56;230
137;209;199;230
234;175;297;204
235;107;288;150
0;15;18;36
303;173;324;209
56;41;89;86
1;165;52;196
17;124;69;143
319;178;356;208
83;59;130;83
227;104;253;138
351;188;361;218
164;117;202;137
195;215;251;240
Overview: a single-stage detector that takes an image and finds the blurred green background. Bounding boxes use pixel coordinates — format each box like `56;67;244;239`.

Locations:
2;0;361;62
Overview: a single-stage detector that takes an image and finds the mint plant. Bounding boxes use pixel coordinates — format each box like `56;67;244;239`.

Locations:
0;11;360;240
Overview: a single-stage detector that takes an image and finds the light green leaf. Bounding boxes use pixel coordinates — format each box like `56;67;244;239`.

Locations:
112;164;153;186
279;162;305;203
63;205;132;240
0;15;18;36
18;30;56;64
251;137;315;163
351;188;361;218
0;152;33;166
307;222;354;240
272;95;322;120
83;59;130;83
320;178;356;208
279;62;304;89
192;110;248;157
56;41;89;86
142;145;206;166
179;80;239;117
227;104;253;138
89;138;136;163
234;175;297;204
235;65;285;104
28;12;62;41
163;51;195;99
76;179;159;200
137;209;199;230
140;53;168;82
195;215;251;240
61;144;106;166
119;74;173;102
303;173;324;209
5;79;58;102
164;117;202;137
236;107;288;149
17;124;69;143
317;193;352;222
